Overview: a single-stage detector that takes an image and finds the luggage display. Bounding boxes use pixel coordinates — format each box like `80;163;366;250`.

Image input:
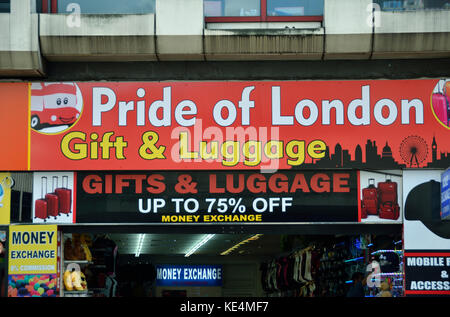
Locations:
55;175;72;216
378;176;398;203
432;93;450;126
361;176;400;220
34;174;72;221
379;202;400;220
361;178;378;217
35;177;48;221
378;176;400;220
46;176;60;219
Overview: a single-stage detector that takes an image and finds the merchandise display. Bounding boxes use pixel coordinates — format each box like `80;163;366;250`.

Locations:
260;235;404;297
61;233;118;297
361;177;400;220
56;232;405;297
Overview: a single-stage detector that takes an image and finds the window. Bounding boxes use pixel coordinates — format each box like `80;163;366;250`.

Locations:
0;0;10;13
204;0;323;22
41;0;155;14
373;0;450;11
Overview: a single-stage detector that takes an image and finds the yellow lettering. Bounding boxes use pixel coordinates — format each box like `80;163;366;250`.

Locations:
286;140;305;166
307;140;326;159
61;131;87;160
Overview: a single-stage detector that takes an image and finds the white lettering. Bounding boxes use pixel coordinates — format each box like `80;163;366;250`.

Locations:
92;87;116;126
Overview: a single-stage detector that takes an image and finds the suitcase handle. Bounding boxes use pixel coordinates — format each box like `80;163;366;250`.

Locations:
52;176;58;193
41;176;47;198
62;175;69;188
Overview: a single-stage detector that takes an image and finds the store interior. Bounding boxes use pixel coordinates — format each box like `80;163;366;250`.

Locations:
58;231;404;298
4;173;405;298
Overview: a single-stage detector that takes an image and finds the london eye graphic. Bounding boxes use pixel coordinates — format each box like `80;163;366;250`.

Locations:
399;136;428;168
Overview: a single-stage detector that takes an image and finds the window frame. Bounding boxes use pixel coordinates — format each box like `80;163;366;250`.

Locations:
204;0;323;23
40;0;57;13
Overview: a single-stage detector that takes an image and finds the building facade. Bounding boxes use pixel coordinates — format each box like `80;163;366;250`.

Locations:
0;0;449;299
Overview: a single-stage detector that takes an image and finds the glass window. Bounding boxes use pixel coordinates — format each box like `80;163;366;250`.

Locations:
57;0;155;14
267;0;324;16
0;0;10;13
373;0;450;11
204;0;260;17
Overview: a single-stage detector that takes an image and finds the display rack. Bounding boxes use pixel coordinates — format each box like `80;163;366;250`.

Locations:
60;235;93;297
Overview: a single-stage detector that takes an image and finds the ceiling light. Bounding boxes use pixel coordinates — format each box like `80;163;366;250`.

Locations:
220;234;263;256
185;234;215;257
135;234;146;257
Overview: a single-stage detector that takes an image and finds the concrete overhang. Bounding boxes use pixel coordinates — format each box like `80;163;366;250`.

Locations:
204;27;324;61
0;11;44;77
39;13;156;62
372;9;450;59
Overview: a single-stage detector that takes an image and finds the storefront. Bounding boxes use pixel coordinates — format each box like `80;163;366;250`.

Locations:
0;79;449;298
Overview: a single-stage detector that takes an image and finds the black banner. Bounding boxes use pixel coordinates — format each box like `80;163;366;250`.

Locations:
404;250;450;297
75;170;358;224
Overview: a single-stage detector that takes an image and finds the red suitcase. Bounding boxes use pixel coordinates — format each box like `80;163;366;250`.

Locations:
55;175;71;216
379;202;399;220
362;178;378;216
377;177;398;204
361;202;368;219
432;93;450;126
35;177;48;221
378;176;400;220
46;176;59;219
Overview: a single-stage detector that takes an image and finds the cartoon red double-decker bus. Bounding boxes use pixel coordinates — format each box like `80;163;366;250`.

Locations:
30;82;80;130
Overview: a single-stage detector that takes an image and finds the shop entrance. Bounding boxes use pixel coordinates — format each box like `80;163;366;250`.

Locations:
57;225;403;298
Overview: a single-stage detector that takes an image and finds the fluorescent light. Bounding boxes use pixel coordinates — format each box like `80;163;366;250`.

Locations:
135;234;146;257
220;234;263;256
185;234;215;257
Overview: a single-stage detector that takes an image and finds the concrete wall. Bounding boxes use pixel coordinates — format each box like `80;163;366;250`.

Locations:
373;9;450;58
1;0;450;77
39;14;156;61
323;0;373;60
155;0;204;61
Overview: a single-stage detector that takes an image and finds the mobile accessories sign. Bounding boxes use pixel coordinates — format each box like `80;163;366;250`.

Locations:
74;170;359;224
404;252;450;295
441;168;450;220
156;265;223;287
403;170;450;297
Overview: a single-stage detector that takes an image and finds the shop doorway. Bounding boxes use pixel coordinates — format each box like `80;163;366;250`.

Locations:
57;230;404;298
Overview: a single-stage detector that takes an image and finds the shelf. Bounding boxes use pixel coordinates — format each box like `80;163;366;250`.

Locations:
63;290;89;295
64;260;93;265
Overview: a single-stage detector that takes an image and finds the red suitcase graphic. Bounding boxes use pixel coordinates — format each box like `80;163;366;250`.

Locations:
432;93;450;127
379;202;399;220
55;175;71;216
378;176;400;220
361;178;378;217
46;176;59;219
445;81;450;98
35;177;48;221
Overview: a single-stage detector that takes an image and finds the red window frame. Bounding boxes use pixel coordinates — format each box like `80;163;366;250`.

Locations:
205;0;323;23
41;0;57;13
